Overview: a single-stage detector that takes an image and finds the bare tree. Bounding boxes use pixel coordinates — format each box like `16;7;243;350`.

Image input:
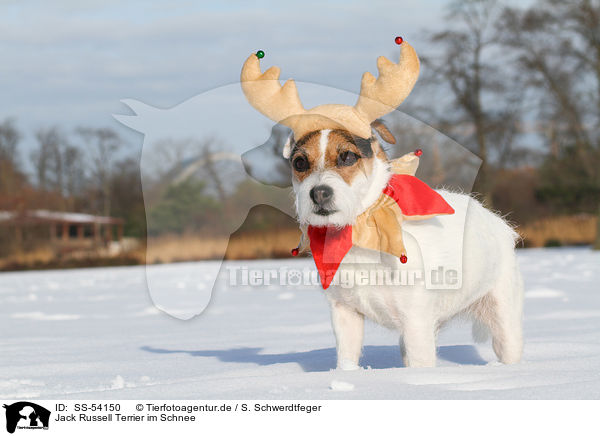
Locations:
0;119;20;163
33;127;64;193
62;144;85;209
500;0;600;247
0;118;25;195
110;157;145;237
32;127;86;210
144;138;198;183
76;127;123;216
202;143;227;205
419;0;524;206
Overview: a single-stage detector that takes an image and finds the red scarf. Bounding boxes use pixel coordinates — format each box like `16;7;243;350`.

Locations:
308;174;454;289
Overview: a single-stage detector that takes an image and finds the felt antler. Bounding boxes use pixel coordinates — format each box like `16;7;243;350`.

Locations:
240;40;420;140
240;54;305;123
354;42;420;124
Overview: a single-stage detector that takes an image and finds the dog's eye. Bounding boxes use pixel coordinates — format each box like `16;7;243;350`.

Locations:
292;155;309;172
337;151;360;167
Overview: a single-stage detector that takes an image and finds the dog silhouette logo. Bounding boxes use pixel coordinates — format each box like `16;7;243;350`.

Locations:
3;402;50;434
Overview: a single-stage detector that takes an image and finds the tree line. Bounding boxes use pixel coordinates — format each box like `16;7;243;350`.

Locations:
0;120;145;238
411;0;599;246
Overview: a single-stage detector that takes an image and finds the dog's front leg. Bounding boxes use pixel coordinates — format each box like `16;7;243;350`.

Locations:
329;300;364;370
402;318;437;368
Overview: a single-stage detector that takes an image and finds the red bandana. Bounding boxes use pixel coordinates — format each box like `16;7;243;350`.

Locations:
308;174;454;289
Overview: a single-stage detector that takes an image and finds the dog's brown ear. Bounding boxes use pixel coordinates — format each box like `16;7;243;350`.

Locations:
371;119;396;144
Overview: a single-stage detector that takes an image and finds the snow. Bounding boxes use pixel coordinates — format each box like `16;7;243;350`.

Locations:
0;211;16;222
1;247;599;399
30;210;118;224
329;380;355;391
0;209;119;225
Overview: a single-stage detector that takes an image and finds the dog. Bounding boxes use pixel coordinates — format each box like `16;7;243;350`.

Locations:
284;125;524;369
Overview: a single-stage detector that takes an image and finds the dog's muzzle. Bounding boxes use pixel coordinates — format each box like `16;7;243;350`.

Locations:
310;185;336;215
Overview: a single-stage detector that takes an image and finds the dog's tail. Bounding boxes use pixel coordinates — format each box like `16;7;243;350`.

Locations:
472;320;490;343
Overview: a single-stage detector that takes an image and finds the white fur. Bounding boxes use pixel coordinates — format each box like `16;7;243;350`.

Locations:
326;191;524;368
291;130;524;368
356;154;391;215
293;171;360;227
317;129;331;169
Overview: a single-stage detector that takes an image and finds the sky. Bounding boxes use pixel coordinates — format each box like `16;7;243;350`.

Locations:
0;0;534;173
0;0;455;163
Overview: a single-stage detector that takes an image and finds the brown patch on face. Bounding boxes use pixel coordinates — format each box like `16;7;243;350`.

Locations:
324;130;374;184
290;129;376;184
289;130;322;182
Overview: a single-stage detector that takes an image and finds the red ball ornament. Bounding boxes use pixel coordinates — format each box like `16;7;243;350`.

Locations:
400;254;408;264
414;148;423;157
395;36;404;45
291;248;299;257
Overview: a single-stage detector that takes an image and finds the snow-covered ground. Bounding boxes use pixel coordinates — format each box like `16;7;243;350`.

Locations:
1;247;599;399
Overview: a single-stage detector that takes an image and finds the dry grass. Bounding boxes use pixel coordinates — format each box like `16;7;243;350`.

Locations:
518;214;598;247
143;228;302;264
145;214;598;263
0;245;55;269
2;215;597;269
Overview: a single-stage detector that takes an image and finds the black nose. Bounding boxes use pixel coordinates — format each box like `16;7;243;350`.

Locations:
310;185;333;206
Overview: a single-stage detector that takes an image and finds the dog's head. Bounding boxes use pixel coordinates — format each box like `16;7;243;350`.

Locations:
284;121;395;227
241;40;420;226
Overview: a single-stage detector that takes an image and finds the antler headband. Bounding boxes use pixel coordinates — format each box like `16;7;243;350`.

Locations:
240;38;420;139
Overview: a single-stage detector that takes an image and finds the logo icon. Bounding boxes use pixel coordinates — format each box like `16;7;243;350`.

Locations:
3;402;50;434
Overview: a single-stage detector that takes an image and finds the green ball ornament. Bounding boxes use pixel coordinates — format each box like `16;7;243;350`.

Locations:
256;50;265;59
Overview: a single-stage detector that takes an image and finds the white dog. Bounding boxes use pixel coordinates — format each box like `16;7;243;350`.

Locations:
284;126;524;369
